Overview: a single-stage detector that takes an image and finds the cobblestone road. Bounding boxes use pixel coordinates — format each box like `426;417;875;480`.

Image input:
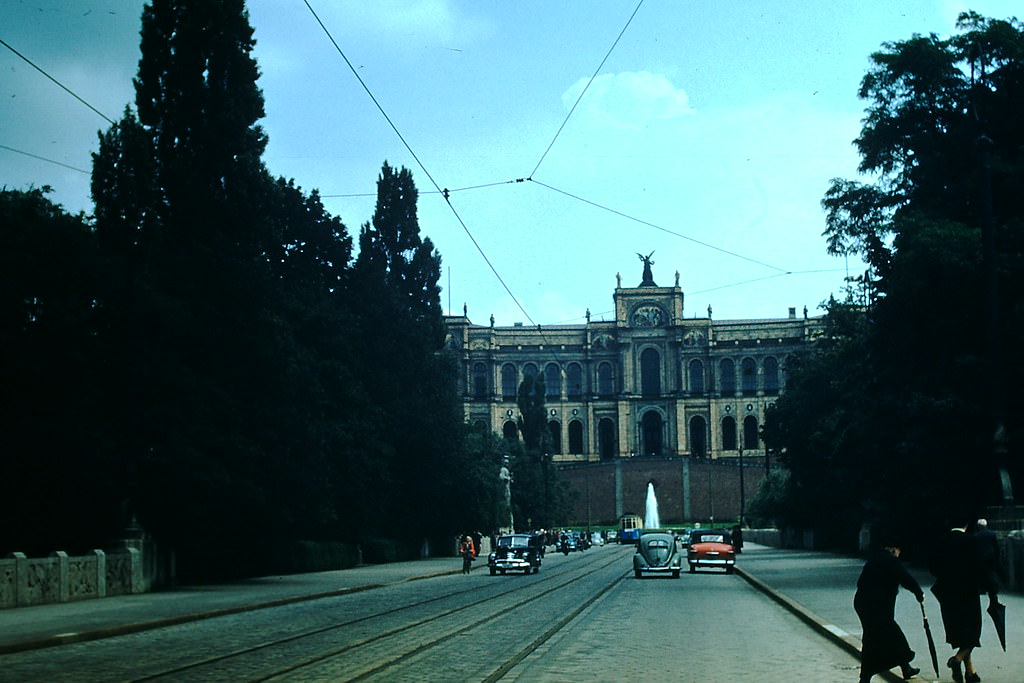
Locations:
504;564;862;682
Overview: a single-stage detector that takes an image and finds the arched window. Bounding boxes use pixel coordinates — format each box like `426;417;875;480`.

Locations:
566;363;583;400
568;420;584;454
547;420;562;454
502;421;518;440
501;363;517;400
598;418;616;460
764;356;779;395
688;415;707;458
743;415;759;450
598;362;615;397
719;359;736;396
640;348;661;396
522;363;538;379
641;411;663;457
472;362;488;399
741;357;758;396
722;415;737;451
688;359;704;395
545;363;561;399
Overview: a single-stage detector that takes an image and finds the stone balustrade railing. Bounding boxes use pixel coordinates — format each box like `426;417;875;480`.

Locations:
1;548;145;609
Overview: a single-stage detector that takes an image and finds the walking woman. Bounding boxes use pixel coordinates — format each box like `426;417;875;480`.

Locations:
930;516;999;683
855;534;924;682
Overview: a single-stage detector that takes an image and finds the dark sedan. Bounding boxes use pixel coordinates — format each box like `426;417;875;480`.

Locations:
489;534;543;575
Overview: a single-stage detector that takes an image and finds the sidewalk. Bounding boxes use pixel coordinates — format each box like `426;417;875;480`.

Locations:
736;544;1024;683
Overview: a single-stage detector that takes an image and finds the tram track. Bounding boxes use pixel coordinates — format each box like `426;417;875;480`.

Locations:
127;546;630;682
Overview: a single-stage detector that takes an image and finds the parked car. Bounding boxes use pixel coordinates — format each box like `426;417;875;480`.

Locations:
687;529;736;573
489;533;543;575
633;531;682;578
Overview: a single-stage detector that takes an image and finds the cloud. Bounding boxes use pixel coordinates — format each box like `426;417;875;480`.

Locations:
561;71;695;130
337;0;489;46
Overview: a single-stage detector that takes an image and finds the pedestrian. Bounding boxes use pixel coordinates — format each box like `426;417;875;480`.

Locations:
459;535;475;575
854;533;924;682
929;514;999;683
731;523;744;553
974;518;1001;593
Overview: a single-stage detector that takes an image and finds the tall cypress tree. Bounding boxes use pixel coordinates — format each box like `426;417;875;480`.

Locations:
91;0;299;574
353;163;460;540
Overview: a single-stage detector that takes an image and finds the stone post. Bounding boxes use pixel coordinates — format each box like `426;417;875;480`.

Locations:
128;547;144;594
53;551;69;603
94;549;106;598
11;552;28;607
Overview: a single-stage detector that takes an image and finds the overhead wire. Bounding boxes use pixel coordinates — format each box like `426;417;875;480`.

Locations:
0;143;90;174
301;1;539;328
529;179;791;273
529;0;645;179
1;38;115;125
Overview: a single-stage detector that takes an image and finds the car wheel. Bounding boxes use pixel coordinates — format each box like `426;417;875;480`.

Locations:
634;568;642;579
489;567;496;575
672;570;680;578
725;566;734;574
689;564;696;573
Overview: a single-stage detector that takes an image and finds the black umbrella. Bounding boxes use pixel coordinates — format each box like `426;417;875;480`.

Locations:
987;600;1007;652
920;601;940;677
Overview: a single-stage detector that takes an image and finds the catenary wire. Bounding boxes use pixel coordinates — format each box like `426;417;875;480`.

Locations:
0;38;115;125
529;178;792;273
0;143;90;174
301;1;539;329
529;0;645;179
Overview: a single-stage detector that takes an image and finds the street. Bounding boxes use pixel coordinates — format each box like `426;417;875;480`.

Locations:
0;544;861;682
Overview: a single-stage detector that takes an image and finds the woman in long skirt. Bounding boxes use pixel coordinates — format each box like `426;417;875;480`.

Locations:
855;536;924;682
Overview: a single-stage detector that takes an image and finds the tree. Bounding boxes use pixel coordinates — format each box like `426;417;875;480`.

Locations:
90;0;353;574
509;371;570;528
0;189;118;554
352;162;460;541
776;14;1024;549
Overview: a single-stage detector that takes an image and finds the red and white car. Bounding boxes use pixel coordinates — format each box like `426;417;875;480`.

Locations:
687;529;736;573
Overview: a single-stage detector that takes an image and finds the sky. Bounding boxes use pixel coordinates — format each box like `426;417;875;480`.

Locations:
3;1;1020;326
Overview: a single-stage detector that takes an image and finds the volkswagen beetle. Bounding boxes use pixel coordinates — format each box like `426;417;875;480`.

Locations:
632;531;682;578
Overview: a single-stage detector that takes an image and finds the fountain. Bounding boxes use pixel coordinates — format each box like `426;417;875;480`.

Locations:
644;482;660;529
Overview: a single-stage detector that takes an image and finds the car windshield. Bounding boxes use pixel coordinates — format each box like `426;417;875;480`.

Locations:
692;532;731;544
497;536;529;548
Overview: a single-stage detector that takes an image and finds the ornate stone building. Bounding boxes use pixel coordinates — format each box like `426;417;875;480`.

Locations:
444;262;821;463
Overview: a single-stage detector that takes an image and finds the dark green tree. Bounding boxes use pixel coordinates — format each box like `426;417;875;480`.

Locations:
0;189;117;554
90;0;356;575
774;13;1024;548
352;162;461;543
510;371;570;529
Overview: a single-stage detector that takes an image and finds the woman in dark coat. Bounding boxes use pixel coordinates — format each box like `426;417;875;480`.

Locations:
930;520;998;683
855;537;924;682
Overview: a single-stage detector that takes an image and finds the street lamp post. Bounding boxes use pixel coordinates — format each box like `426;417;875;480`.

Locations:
738;446;746;525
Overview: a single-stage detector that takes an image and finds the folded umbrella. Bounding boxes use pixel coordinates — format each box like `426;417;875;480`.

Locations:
987;599;1007;652
920;601;940;677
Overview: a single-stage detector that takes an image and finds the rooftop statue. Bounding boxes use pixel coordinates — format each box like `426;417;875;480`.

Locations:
637;251;657;286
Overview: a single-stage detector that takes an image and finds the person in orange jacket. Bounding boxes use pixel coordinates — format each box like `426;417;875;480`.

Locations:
459;535;476;574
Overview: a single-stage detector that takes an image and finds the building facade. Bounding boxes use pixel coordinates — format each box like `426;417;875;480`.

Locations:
444;265;821;464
